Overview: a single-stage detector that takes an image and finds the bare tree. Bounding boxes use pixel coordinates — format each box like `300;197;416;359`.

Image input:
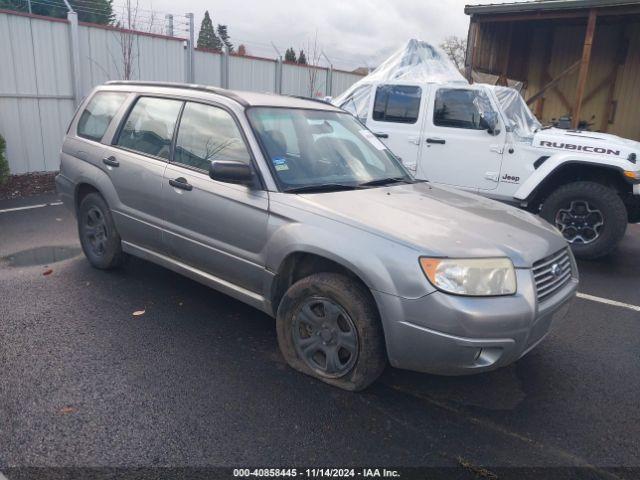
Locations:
439;36;467;72
303;32;323;98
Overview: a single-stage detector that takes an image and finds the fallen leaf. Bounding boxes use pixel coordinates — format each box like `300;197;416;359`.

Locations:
132;309;146;317
59;406;77;414
42;269;53;276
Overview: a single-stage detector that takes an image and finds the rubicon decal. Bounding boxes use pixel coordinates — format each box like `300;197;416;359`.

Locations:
539;141;620;156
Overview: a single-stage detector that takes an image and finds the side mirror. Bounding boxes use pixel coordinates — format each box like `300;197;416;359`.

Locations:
209;160;255;186
482;110;500;135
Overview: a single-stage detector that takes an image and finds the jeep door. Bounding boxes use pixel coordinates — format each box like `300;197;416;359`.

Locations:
101;95;183;252
161;101;269;294
365;83;426;174
419;87;505;191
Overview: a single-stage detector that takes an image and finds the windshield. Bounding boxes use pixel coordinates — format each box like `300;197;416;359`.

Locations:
247;107;412;192
491;86;541;139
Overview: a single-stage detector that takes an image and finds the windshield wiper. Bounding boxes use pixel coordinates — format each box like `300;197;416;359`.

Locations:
283;183;362;193
358;177;414;187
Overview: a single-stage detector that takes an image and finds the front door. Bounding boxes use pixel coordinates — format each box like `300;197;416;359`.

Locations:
419;87;505;191
162;101;269;294
366;84;425;174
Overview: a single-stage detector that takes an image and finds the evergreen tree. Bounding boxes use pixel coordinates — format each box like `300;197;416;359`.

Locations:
0;0;114;24
297;49;307;65
197;11;222;50
284;47;297;63
216;24;233;52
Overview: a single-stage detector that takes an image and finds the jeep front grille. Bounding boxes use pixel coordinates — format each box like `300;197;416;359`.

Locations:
532;248;573;301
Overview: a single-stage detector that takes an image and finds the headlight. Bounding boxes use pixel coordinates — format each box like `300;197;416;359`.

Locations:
419;257;517;296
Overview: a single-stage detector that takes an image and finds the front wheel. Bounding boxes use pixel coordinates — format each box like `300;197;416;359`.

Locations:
540;181;627;259
276;273;386;391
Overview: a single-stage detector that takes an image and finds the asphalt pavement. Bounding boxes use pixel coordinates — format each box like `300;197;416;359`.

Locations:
0;194;638;478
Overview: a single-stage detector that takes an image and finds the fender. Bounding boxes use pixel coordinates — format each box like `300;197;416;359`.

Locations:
263;221;434;301
514;153;630;201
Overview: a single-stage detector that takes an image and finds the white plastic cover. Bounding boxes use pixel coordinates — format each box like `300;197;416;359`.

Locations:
489;85;541;139
334;38;467;115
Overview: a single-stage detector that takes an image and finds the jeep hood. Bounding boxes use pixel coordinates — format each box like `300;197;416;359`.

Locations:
533;128;639;161
291;183;568;268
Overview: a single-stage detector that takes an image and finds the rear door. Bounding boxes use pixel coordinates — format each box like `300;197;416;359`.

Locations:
366;83;425;174
419;87;505;191
102;95;184;252
161;101;269;294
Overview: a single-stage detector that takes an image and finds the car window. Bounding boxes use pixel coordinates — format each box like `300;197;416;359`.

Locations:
247;107;410;191
77;91;128;142
433;88;493;130
174;102;252;171
372;85;421;124
115;97;183;159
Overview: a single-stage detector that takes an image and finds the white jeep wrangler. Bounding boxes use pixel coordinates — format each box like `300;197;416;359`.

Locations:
336;81;640;259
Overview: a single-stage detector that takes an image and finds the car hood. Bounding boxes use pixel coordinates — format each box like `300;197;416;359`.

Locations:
288;182;568;268
533;128;639;161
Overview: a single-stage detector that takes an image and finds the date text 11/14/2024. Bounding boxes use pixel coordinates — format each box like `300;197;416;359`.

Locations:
233;468;401;477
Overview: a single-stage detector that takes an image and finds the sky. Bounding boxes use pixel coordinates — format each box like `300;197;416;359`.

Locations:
134;0;521;71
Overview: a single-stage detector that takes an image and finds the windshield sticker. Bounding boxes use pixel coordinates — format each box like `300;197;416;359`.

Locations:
272;157;289;171
359;129;387;151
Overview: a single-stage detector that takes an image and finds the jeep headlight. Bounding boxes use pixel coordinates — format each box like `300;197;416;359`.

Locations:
419;257;517;296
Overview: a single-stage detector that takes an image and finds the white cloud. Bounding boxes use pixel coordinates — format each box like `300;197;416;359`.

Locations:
141;0;514;70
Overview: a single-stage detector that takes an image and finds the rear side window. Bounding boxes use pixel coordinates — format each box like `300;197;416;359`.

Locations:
372;85;421;124
115;97;183;159
76;91;128;141
433;89;491;130
174;102;252;171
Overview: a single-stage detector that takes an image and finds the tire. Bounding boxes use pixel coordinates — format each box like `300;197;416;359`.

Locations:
77;192;125;269
540;181;627;260
276;273;386;391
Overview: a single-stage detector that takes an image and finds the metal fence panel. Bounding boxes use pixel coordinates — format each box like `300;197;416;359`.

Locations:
193;49;222;86
0;10;364;174
228;55;276;92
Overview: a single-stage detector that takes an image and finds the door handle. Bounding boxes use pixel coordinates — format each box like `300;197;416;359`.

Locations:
169;177;193;191
426;138;446;144
374;132;389;138
102;156;119;167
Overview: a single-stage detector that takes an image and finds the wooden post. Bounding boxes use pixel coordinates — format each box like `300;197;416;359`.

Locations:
465;22;479;83
497;23;513;86
572;9;597;129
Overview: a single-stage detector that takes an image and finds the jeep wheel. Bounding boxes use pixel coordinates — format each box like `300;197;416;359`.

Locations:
276;273;386;391
78;193;125;269
541;181;627;259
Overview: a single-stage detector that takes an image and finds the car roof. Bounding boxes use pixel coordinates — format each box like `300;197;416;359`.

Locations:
104;81;341;111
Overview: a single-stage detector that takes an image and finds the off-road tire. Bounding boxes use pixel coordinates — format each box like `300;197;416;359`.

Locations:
78;192;125;269
276;273;386;391
540;181;627;259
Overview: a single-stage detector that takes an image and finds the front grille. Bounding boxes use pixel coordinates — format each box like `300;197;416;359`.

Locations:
532;248;574;301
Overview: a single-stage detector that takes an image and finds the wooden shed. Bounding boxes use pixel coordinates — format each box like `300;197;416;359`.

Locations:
464;0;640;140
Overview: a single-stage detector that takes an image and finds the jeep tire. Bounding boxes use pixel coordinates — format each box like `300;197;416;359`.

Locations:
540;181;627;259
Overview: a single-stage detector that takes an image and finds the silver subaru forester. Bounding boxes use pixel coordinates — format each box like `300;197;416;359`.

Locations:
56;81;578;390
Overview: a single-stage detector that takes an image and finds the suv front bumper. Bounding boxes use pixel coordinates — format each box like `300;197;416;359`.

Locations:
373;268;578;375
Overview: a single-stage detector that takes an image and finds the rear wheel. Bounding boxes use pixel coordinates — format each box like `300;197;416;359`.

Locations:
276;273;386;391
78;192;125;269
540;181;627;259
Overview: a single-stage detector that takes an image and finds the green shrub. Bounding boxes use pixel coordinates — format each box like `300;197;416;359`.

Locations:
0;134;9;185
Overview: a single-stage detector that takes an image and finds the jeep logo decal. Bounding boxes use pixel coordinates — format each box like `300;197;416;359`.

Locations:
539;141;620;156
501;173;520;184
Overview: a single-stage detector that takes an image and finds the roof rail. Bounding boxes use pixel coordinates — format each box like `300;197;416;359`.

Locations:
287;95;332;105
104;81;249;106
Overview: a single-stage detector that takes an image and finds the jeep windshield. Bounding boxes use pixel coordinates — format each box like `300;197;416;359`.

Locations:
247;107;413;192
491;86;541;140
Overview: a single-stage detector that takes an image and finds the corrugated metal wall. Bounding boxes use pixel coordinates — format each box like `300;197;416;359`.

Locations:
0;10;364;174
